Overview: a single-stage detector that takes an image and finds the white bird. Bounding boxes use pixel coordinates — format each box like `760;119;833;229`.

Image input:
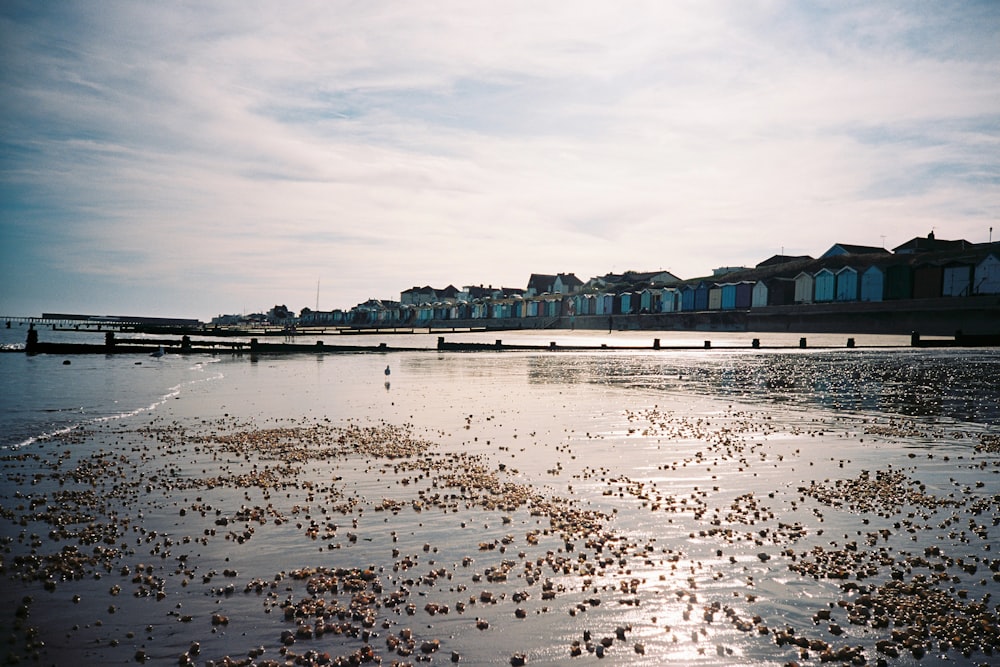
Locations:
384;365;391;376
151;346;165;358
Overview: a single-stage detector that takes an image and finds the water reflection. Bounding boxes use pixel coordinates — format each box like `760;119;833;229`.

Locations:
527;350;1000;425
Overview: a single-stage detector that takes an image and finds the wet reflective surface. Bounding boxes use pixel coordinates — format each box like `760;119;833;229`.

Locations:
1;332;998;665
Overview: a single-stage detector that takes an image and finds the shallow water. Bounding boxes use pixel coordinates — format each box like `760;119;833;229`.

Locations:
1;329;998;666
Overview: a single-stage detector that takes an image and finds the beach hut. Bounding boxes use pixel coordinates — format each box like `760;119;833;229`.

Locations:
859;266;884;302
974;253;1000;295
719;283;736;310
639;288;659;313
600;292;615;315
884;265;913;300
913;264;943;299
835;266;859;302
708;285;723;310
679;285;696;311
814;268;835;302
751;281;769;308
661;288;678;312
942;261;973;297
794;272;814;304
594;292;609;316
694;282;711;311
754;277;795;307
735;281;754;309
618;292;634;314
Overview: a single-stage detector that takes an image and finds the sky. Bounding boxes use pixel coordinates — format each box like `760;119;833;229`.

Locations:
1;2;998;321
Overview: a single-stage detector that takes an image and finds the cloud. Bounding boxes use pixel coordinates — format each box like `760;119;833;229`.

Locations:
1;1;998;318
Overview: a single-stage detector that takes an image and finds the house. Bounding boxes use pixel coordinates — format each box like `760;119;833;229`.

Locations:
835;266;859;302
794;272;815;304
814;268;835;302
460;285;497;301
526;272;583;296
893;232;972;255
526;274;555;296
859;266;884;302
756;254;812;268
974;253;1000;295
553;273;584;294
401;285;459;305
821;243;891;259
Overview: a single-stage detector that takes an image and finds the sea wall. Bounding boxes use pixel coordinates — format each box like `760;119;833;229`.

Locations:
426;295;1000;336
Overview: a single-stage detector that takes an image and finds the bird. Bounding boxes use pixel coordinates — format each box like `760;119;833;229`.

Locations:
384;365;391;376
151;346;165;358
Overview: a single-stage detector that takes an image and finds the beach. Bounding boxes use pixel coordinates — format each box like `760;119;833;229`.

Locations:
1;328;998;665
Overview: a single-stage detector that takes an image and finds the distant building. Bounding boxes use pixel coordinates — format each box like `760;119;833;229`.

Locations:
526;272;583;296
712;266;748;277
400;285;459;305
893;231;972;255
756;255;812;268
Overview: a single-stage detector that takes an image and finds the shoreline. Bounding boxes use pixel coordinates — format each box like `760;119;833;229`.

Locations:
1;351;998;665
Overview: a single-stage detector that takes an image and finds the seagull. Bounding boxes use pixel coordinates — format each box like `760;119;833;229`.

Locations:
384;365;391;376
151;346;165;358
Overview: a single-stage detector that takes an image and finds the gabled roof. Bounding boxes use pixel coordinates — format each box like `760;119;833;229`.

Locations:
756;254;812;268
893;234;972;255
527;273;557;292
555;272;583;287
821;243;891;259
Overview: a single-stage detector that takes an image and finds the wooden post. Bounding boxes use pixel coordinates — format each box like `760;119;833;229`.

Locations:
26;326;38;356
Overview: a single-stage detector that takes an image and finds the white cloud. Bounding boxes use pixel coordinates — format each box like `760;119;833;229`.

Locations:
1;1;998;318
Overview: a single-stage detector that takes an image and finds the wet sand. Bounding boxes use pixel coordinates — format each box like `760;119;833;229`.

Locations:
1;350;998;666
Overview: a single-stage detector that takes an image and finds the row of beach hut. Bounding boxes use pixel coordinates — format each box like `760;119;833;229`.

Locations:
307;251;999;325
571;252;1000;315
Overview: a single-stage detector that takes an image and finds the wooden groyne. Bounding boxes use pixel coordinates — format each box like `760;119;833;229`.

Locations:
14;329;999;357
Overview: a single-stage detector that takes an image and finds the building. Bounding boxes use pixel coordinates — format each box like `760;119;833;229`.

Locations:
893;232;972;255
